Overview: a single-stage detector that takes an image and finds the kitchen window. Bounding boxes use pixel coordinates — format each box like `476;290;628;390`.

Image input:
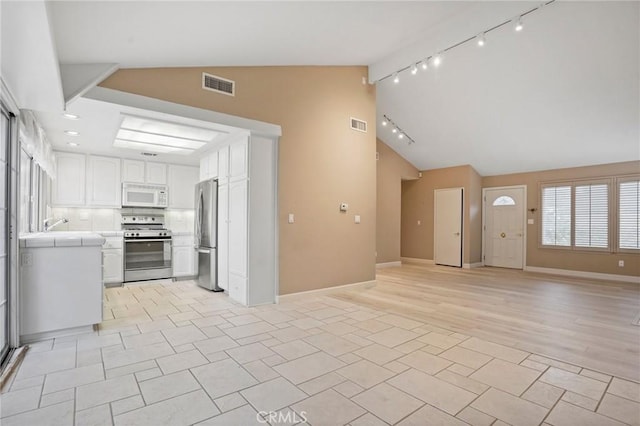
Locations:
540;179;611;251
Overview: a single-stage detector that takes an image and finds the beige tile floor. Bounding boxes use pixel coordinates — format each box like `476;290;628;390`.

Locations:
1;279;639;426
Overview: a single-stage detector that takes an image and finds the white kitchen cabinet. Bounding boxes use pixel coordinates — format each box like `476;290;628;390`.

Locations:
218;145;229;185
199;155;209;182
86;156;121;207
146;162;167;184
102;236;123;284
229;138;248;182
196;135;276;306
199;151;219;182
168;165;198;209
217;184;229;291
52;152;86;206
172;234;196;277
122;159;145;183
228;179;247;303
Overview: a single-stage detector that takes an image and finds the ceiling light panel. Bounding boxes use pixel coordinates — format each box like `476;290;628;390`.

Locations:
113;139;194;155
120;115;220;142
116;129;207;150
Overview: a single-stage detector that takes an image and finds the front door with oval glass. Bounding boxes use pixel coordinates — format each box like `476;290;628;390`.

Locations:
484;186;525;269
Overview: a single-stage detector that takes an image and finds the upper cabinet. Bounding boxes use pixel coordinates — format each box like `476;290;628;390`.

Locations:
229;138;248;181
146;162;167;184
122;159;145;183
86;156;121;207
52;152;86;206
168;165;198;209
123;160;167;185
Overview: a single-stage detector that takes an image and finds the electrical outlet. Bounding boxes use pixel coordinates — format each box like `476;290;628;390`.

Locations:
618;260;625;267
21;253;33;267
527;219;534;225
288;213;294;224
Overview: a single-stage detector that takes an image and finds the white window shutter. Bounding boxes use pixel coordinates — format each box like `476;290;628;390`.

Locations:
542;186;571;246
619;180;640;250
574;184;608;249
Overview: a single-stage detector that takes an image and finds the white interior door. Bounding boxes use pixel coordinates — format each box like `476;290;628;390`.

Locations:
0;106;11;364
484;186;525;269
434;188;463;267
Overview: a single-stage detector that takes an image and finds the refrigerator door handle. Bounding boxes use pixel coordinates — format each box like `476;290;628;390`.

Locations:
198;248;210;254
195;187;203;247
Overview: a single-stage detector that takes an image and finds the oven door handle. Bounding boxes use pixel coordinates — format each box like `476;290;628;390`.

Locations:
125;238;172;243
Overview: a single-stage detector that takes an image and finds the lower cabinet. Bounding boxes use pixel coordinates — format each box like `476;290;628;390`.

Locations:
173;235;196;277
102;236;123;284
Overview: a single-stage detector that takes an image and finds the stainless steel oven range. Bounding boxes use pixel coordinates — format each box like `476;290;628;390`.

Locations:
122;214;172;282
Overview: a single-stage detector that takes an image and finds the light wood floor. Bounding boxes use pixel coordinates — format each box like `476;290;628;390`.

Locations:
330;264;640;382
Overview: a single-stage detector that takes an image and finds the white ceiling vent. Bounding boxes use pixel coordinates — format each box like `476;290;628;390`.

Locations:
350;117;367;133
202;73;235;96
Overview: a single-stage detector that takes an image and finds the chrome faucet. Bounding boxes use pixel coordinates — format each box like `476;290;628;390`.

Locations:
43;217;69;232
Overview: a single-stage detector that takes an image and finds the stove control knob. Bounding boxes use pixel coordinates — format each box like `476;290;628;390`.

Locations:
152;217;156;221
135;233;139;237
132;217;136;221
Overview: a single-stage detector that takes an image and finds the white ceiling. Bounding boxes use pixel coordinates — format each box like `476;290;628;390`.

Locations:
35;97;243;166
16;1;640;175
375;1;640;175
49;1;477;68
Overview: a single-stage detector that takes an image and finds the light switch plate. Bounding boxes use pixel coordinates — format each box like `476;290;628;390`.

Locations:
354;215;361;224
288;213;294;224
527;219;534;225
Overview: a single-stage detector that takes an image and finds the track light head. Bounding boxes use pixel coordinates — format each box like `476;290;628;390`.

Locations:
391;128;397;134
421;60;428;71
410;64;418;75
477;33;486;47
432;54;442;67
393;73;400;84
514;17;523;31
381;119;387;127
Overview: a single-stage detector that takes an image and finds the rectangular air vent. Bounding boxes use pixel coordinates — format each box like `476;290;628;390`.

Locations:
202;73;235;96
350;117;367;133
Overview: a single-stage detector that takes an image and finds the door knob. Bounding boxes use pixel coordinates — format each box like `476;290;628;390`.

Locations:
500;232;506;238
454;232;460;236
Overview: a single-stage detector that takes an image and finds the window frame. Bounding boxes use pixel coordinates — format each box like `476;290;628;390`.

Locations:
539;177;614;252
616;174;640;253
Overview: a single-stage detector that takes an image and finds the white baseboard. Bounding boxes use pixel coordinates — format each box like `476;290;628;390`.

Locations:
21;325;94;344
376;261;401;268
524;266;640;284
401;257;434;265
278;280;377;301
463;262;484;269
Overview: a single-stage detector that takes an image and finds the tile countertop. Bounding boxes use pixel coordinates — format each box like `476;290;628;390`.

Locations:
19;231;106;248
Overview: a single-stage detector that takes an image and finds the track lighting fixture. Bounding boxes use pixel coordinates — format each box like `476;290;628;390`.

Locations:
381;114;416;145
375;0;555;84
514;17;523;32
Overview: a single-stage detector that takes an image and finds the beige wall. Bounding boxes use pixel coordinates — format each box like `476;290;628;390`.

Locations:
101;67;377;294
401;165;482;264
483;161;640;277
376;139;419;264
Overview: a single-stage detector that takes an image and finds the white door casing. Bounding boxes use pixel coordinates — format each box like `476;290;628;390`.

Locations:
434;188;463;267
483;186;526;269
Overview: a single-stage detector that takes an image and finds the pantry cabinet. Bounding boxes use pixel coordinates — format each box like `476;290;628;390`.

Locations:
202;134;276;306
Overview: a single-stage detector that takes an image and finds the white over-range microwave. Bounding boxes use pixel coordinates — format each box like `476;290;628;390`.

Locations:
122;183;169;208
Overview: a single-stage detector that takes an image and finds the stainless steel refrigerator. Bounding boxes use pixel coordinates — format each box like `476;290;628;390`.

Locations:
195;178;223;291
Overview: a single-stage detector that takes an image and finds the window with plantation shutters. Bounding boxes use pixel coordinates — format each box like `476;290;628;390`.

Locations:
619;179;639;250
541;185;571;246
574;183;608;249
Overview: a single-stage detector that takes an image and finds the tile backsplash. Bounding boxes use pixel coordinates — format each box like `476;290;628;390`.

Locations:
50;208;194;233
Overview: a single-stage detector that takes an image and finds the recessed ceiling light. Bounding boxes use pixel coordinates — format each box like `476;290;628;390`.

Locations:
67;142;79;147
62;113;79;120
64;130;79;136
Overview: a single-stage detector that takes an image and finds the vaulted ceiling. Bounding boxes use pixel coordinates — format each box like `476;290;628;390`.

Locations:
5;1;639;176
